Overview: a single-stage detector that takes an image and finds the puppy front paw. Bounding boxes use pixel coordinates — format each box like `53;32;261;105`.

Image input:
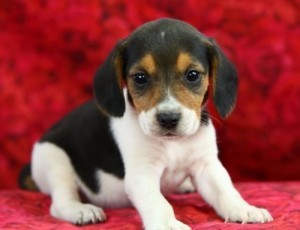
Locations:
147;219;191;230
51;202;106;225
217;198;273;224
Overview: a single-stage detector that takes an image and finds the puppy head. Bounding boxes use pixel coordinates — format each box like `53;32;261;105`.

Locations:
94;18;238;138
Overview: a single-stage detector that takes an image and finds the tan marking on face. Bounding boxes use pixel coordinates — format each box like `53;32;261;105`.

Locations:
175;52;209;117
132;53;157;75
176;52;205;73
172;75;209;118
127;54;162;113
128;52;208;114
127;80;163;113
177;52;191;73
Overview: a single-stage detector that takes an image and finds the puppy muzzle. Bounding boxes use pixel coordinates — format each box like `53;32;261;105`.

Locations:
156;112;181;130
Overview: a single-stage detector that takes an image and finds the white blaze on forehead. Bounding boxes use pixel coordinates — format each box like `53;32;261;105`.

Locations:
161;31;166;39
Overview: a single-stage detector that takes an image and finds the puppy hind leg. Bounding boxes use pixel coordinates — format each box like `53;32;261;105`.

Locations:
32;143;106;225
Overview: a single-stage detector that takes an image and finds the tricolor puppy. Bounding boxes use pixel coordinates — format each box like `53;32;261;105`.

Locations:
25;18;273;229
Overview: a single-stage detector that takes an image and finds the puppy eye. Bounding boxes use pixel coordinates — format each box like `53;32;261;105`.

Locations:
133;73;149;85
185;70;201;83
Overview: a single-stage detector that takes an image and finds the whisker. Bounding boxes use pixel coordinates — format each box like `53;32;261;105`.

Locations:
202;109;222;125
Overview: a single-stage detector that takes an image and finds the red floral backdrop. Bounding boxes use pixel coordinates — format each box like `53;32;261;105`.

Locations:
0;0;299;189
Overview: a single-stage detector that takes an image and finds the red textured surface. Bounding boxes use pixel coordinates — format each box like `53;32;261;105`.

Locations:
0;182;299;229
0;1;300;186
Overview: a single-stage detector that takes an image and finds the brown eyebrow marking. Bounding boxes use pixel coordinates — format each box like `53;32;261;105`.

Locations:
176;52;205;73
130;53;157;75
127;53;162;112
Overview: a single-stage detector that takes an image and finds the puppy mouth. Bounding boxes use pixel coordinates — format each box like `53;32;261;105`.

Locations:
165;132;176;136
157;130;183;139
164;133;181;140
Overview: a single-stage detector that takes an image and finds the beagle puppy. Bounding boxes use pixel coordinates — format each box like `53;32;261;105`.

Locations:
26;18;273;229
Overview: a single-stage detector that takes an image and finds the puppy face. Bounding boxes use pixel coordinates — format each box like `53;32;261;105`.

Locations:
126;50;209;137
94;18;238;138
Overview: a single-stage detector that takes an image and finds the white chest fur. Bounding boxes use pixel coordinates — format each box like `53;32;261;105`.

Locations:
159;141;192;194
110;102;218;195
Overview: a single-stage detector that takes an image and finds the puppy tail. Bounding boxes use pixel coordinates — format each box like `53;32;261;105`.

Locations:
18;164;38;191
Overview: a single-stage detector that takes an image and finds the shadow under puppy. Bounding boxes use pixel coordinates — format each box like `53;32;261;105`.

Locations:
21;18;273;229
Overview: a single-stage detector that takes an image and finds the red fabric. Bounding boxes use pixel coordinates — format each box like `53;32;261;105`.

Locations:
0;182;299;229
0;1;299;187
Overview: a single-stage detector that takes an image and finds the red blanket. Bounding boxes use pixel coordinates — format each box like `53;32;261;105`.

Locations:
1;182;299;229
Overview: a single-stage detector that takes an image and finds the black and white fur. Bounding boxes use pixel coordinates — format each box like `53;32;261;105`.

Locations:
27;19;272;229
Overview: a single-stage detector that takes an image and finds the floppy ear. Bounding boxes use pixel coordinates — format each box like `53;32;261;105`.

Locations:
207;39;238;118
93;41;126;117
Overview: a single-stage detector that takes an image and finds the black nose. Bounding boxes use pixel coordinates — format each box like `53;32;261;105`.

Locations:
157;112;180;129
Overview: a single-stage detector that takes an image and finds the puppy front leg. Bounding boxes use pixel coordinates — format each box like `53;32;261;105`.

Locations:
125;172;190;230
191;156;273;224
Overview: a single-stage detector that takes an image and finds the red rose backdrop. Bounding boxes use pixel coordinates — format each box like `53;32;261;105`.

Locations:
0;0;299;189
